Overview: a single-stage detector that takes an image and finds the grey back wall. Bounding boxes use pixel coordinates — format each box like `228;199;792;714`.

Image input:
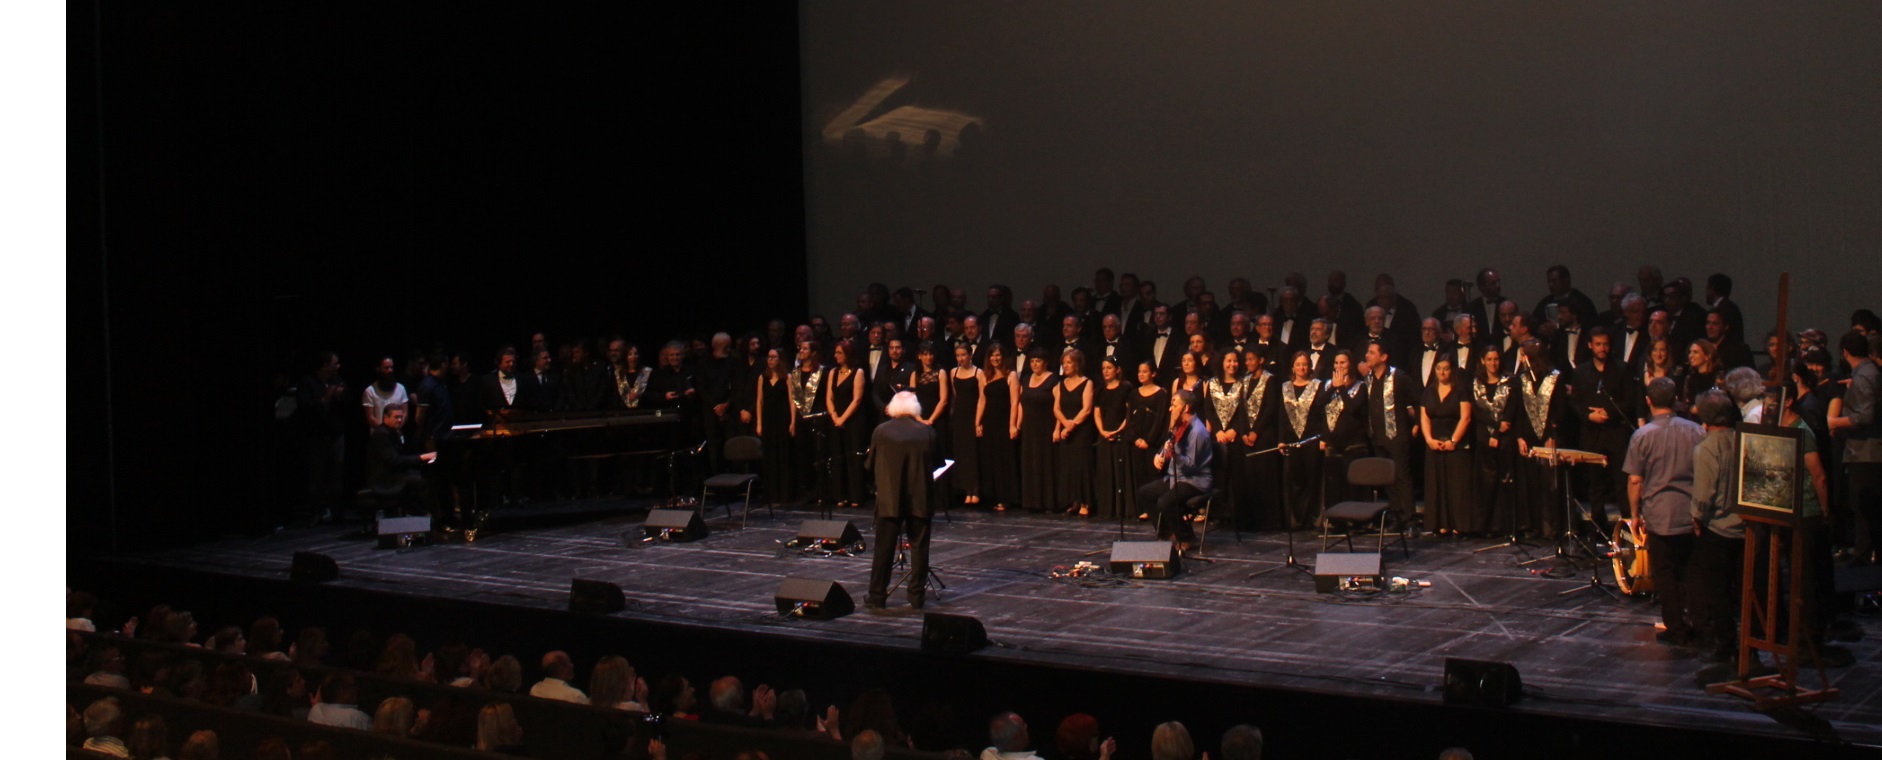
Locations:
800;1;1881;340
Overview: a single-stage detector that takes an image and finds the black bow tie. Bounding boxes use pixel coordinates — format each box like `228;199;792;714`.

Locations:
1425;345;1438;351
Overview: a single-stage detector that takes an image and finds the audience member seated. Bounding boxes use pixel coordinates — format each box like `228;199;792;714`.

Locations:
1054;713;1115;760
85;645;131;689
482;654;523;694
246;617;289;662
651;675;699;720
588;655;648;712
981;711;1037;760
475;702;528;755
702;675;776;728
1218;724;1263;760
306;671;371;730
853;729;885;760
529;650;588;704
82;696;131;757
125;714;170;760
1150;721;1195;760
177;730;219;760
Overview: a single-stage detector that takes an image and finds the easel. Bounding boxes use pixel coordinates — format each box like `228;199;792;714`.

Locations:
1705;273;1838;708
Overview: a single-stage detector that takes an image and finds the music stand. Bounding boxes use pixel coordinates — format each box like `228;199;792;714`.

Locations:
1249;435;1320;578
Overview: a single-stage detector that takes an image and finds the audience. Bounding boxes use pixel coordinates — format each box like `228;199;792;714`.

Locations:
528;650;588;704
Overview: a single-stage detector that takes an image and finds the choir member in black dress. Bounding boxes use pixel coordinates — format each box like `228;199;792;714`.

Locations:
977;342;1021;511
1471;347;1517;536
825;340;870;508
1202;350;1252;528
948;344;984;505
1241;349;1282;531
911;341;950;450
1680;338;1721;417
1505;339;1568;536
1277;351;1329;531
1054;350;1098;516
1420;355;1476;535
753;348;796;506
788;341;827;504
1092;357;1137;520
1016;350;1060;512
1321;350;1370;508
1175;350;1208;398
1128;361;1172;520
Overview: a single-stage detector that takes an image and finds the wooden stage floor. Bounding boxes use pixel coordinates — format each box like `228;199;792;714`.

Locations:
123;499;1881;748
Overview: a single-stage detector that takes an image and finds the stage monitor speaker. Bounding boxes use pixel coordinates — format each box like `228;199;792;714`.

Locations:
569;578;627;615
774;577;854;620
642;509;709;542
376;515;432;549
1110;541;1180;579
290;551;338;583
1313;552;1383;593
1443;658;1523;707
789;519;866;551
921;613;988;654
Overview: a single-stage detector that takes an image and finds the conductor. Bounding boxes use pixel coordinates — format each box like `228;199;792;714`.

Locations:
865;391;939;610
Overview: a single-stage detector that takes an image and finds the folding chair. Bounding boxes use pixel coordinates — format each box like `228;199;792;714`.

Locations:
699;436;770;527
1320;457;1410;560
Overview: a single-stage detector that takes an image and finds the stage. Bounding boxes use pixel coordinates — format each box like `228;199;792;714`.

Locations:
96;499;1881;754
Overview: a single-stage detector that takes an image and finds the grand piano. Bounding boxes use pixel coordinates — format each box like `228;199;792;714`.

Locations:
436;407;690;516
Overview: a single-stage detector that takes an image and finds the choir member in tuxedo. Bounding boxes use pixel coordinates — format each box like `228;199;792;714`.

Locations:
1367;274;1420;350
870;338;914;417
936;311;965;369
1449;314;1485;379
1615;294;1652;370
1704;273;1748;352
891;287;927;338
1123;280;1161;341
1277;351;1329;531
1053;350;1098;516
982;285;1020;345
930;284;955;316
1271;287;1317;351
864;391;939;610
1251;314;1287;368
1505;339;1569;536
788;341;828;504
1662;281;1707;351
913;316;942;362
1420;355;1475;536
1531;265;1599;332
1471;347;1517;536
1352;306;1402;366
1202;350;1253;528
643;342;695;413
978;343;1021;511
753;348;796;506
1431;279;1469;333
825;340;870;508
1304;319;1338;379
696;334;739;473
1363;339;1419;522
1412;318;1449;396
1680;339;1721;414
1636;265;1666;313
1495;300;1522;354
1223;312;1255;358
1597;282;1631;327
911;342;950;463
1324;271;1367;347
1092;357;1138;520
1572;328;1636;532
1242;349;1283;531
1070;287;1099;327
1018;299;1040;329
1178;276;1208;317
1128;361;1172;520
959;315;990;367
1039;284;1072;328
1053;314;1096;362
1092;267;1124;316
1706;311;1754;370
563;340;606;412
947;344;984;505
1503;314;1537;371
837;313;864;348
517;348;567;499
1321;350;1370;507
476;346;522;420
1015;349;1060;512
810;316;836;362
1142;305;1183;387
1093;314;1139;370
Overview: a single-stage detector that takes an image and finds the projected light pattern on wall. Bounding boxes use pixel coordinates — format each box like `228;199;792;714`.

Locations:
821;75;985;165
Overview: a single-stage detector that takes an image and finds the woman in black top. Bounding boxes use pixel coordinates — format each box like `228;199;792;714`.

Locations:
1680;339;1721;418
825;340;869;508
1202;350;1250;528
1421;355;1475;536
1472;347;1517;536
1277;351;1329;532
753;348;795;506
1054;350;1097;516
948;344;983;506
1016;350;1060;512
1128;361;1172;520
1320;350;1369;507
977;343;1020;511
1092;357;1136;520
912;341;950;449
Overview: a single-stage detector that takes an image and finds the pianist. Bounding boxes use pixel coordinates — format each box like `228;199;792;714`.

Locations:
367;405;439;522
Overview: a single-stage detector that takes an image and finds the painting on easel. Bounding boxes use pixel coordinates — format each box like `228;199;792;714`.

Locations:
1735;422;1803;526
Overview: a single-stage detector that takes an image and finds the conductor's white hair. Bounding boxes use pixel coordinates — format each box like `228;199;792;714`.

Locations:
886;391;924;419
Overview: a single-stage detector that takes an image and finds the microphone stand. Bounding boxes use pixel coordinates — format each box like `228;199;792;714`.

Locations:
1248;435;1320;578
801;411;834;518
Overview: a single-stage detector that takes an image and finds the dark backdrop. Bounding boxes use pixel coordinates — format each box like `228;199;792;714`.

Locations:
801;1;1882;338
71;5;808;550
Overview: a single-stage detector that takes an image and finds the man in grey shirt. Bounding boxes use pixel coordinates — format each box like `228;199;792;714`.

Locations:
1829;331;1881;564
1689;390;1745;661
1624;377;1707;646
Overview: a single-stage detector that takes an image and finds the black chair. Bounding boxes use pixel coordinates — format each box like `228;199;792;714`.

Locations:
1153;488;1216;551
700;435;769;527
1320;457;1410;560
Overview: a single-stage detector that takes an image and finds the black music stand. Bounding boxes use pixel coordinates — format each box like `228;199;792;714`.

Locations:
1249;435;1320;578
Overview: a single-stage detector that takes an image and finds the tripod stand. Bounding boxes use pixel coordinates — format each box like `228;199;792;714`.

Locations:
801;412;836;518
1249;435;1319;578
885;537;948;599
